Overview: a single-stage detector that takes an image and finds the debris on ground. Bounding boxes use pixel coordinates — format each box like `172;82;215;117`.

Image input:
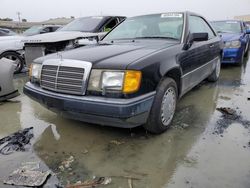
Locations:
0;127;33;155
60;156;75;170
109;140;125;145
4;162;50;187
216;107;235;115
81;149;89;155
214;107;250;135
66;177;112;188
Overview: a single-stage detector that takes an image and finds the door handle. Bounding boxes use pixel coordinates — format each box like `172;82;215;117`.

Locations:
209;44;215;48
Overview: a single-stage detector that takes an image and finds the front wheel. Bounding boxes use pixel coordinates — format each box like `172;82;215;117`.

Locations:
144;78;177;134
207;57;221;82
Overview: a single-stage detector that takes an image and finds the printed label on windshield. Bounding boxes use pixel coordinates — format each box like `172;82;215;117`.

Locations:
92;16;103;19
226;21;238;24
161;13;183;18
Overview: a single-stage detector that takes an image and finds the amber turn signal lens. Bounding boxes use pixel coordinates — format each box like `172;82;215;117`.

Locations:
123;70;142;94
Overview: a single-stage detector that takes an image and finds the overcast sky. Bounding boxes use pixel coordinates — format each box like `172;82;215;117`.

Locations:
0;0;250;22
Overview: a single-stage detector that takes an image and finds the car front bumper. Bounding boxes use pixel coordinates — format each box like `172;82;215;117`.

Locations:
222;48;244;64
24;82;155;128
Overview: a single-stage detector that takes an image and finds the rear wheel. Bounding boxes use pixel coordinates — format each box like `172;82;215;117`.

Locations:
207;57;221;82
0;51;24;74
144;78;177;134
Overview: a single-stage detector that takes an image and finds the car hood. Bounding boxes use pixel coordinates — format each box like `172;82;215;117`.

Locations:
219;33;243;42
35;40;178;69
0;35;25;41
22;31;105;44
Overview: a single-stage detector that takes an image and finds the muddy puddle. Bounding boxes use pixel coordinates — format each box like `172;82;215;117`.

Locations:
0;58;250;188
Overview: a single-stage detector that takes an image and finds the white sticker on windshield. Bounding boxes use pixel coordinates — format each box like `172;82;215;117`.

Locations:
161;13;183;18
226;21;238;24
92;16;103;19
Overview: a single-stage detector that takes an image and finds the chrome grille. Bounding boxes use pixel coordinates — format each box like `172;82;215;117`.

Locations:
41;65;85;95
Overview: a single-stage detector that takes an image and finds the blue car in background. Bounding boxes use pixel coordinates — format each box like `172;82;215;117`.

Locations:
211;20;250;65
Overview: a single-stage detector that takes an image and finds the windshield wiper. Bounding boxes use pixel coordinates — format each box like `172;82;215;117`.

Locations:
134;36;179;40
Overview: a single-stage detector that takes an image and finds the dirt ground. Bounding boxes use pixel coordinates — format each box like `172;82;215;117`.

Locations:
0;57;250;188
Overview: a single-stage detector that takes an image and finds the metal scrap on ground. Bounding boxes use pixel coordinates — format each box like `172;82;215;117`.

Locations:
0;127;34;155
4;162;51;187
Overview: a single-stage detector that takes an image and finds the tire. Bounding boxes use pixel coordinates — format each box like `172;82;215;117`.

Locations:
237;51;244;66
0;51;24;74
207;57;221;82
244;42;249;57
144;77;178;134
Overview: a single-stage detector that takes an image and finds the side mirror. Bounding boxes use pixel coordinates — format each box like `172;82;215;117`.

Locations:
246;29;250;34
183;32;209;50
190;32;209;42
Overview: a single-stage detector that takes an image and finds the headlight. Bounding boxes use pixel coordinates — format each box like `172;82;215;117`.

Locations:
101;71;124;90
224;40;241;48
29;63;42;83
87;69;142;94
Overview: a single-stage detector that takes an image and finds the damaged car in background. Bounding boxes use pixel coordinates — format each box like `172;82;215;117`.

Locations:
24;12;222;134
0;25;61;73
23;16;126;66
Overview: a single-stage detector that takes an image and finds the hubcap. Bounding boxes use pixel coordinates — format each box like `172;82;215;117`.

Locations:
161;87;176;126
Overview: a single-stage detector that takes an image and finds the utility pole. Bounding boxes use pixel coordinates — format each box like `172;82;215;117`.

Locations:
17;11;21;23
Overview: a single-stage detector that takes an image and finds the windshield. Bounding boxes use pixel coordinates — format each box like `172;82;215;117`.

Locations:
23;25;43;36
103;13;184;41
59;17;104;32
211;21;242;33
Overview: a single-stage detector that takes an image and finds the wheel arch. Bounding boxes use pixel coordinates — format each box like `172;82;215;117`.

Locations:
0;50;23;57
162;67;182;97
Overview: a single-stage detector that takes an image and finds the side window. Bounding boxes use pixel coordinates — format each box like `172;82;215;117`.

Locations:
52;26;60;32
42;27;50;33
103;19;118;32
189;16;216;39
